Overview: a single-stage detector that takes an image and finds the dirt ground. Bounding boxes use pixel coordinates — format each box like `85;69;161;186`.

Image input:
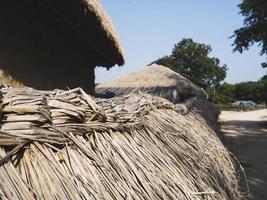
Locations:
219;109;267;200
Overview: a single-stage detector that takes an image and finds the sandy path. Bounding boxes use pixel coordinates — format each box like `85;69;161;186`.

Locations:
219;109;267;200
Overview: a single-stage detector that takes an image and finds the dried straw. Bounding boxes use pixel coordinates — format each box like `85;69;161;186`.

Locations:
0;86;243;199
45;0;124;66
96;64;207;101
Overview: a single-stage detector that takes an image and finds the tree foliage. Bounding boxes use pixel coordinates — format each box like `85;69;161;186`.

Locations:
234;81;265;103
215;75;267;104
151;39;227;89
215;83;236;103
232;0;267;67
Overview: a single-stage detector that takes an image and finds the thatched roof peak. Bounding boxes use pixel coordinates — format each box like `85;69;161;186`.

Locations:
96;64;207;101
45;0;124;67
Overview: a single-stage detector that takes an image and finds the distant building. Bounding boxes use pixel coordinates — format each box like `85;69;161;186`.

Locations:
96;64;207;103
0;0;124;94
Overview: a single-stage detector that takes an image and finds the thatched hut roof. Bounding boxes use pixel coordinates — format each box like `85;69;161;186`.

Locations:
0;86;243;199
96;64;207;102
44;0;124;67
183;97;220;130
0;1;124;91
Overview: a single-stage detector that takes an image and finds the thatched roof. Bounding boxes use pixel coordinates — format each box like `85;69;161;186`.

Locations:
0;1;124;91
0;86;243;199
96;64;207;102
184;98;220;130
44;0;124;67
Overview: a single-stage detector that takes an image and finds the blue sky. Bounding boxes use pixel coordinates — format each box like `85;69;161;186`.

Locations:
96;0;266;84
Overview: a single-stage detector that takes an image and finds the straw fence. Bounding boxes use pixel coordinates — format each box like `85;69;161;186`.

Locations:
0;86;243;199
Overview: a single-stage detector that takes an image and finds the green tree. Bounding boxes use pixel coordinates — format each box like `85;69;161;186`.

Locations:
234;81;265;103
216;83;236;103
151;38;228;89
232;0;267;67
260;75;267;102
211;75;267;104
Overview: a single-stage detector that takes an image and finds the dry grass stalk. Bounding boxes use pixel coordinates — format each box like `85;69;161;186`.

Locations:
44;0;124;66
0;86;243;199
96;64;207;101
0;70;23;88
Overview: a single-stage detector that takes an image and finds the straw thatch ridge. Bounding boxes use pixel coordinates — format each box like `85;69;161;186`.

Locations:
45;0;124;67
0;86;243;199
183;97;220;130
96;64;207;102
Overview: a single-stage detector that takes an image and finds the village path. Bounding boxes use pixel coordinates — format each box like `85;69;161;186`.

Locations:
219;109;267;200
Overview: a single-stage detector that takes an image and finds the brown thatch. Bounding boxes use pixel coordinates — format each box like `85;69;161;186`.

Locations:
44;0;124;66
96;64;207;102
0;1;124;93
0;70;23;88
0;86;244;199
183;97;220;130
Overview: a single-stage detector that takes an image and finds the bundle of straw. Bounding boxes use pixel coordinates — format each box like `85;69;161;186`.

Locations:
0;86;243;199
